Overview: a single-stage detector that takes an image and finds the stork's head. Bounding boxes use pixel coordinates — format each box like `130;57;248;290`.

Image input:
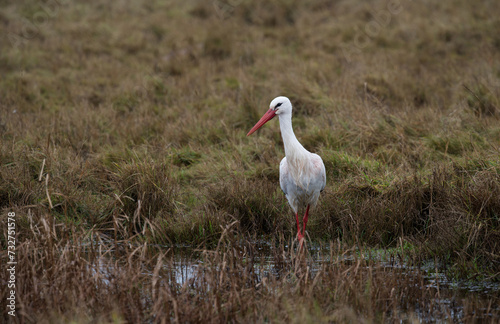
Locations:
247;96;291;136
269;96;292;115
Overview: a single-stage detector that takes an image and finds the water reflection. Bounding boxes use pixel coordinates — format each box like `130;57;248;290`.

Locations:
88;239;499;322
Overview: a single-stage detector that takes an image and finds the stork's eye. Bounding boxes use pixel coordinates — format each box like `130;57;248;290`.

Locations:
275;102;282;108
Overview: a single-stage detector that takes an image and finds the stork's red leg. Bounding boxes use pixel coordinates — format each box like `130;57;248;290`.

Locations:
295;212;303;240
302;205;310;237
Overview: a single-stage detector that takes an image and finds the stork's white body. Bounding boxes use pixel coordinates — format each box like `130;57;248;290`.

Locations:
278;111;326;214
247;96;326;244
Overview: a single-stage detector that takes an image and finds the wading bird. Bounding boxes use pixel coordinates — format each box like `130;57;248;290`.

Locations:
247;96;326;248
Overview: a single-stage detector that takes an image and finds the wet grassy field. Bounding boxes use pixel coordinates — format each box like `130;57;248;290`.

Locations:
1;0;500;322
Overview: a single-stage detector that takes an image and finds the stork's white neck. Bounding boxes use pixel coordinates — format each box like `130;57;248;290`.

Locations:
278;113;309;159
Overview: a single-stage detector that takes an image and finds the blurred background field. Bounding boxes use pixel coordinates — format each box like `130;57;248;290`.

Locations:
1;0;500;322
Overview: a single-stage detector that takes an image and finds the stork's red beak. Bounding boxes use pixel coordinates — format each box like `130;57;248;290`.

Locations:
246;108;277;136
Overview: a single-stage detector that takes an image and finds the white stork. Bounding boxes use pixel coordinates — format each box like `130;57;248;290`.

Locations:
247;96;326;247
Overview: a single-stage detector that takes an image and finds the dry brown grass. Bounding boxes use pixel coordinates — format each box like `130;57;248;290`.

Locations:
2;213;499;323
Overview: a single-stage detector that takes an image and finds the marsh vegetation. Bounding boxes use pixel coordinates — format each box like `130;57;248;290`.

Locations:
1;0;499;322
